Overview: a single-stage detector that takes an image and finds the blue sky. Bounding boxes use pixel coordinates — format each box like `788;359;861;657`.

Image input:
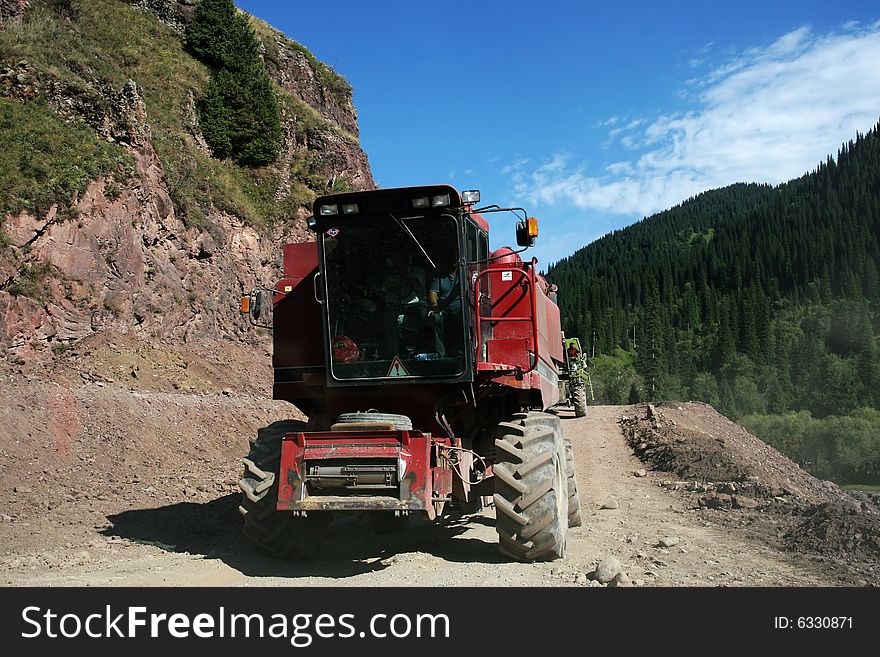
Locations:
238;0;880;268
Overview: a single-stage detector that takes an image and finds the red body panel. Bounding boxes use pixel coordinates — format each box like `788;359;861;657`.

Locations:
276;430;453;518
469;211;490;233
536;273;564;367
473;253;562;409
272;242;323;379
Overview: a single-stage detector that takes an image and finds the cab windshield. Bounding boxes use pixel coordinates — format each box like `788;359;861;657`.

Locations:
322;215;466;380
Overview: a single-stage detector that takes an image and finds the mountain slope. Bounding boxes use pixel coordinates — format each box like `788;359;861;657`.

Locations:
547;121;880;483
0;0;373;362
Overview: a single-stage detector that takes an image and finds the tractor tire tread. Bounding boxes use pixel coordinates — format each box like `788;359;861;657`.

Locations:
493;411;568;562
239;420;328;559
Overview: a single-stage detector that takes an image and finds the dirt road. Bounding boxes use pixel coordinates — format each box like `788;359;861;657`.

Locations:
2;398;844;587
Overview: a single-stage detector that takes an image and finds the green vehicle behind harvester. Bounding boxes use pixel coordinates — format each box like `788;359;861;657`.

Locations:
559;336;594;417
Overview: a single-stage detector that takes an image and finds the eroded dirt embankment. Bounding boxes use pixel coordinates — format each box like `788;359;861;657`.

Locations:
621;402;880;580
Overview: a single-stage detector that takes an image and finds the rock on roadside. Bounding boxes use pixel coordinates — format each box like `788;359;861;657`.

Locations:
593;556;622;584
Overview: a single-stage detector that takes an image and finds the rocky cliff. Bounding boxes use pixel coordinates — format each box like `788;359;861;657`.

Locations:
0;0;374;364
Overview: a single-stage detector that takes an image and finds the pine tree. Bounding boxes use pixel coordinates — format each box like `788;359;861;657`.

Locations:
188;0;282;167
186;0;260;71
186;0;237;68
637;283;665;399
198;67;282;166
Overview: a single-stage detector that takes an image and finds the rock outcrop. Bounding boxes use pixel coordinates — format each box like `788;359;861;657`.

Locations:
0;3;374;364
260;33;361;139
1;133;305;362
1;63;151;146
126;0;363;141
124;0;195;32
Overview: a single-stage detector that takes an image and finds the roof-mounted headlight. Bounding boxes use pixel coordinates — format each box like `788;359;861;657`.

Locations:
319;204;338;216
412;197;430;209
432;193;450;207
342;203;359;215
461;190;480;204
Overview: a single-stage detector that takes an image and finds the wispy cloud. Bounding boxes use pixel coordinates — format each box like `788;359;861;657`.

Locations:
593;115;620;128
606;118;647;150
510;22;880;218
500;157;530;178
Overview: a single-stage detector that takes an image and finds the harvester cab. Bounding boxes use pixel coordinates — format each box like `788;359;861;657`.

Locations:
238;185;582;562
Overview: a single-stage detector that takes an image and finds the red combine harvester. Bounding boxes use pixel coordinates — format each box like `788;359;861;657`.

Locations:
239;185;581;562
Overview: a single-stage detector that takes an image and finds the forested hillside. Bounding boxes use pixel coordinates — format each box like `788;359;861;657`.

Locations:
547;120;880;484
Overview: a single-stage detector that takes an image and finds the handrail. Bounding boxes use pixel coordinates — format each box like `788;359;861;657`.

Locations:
473;263;539;374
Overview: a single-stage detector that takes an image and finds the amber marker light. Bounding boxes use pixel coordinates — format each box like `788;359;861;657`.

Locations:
527;216;539;237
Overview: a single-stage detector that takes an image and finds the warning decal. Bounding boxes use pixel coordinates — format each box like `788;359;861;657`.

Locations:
387;355;411;377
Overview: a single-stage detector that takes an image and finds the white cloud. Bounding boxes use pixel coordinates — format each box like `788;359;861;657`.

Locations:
500;157;530;180
606;161;634;176
604;117;646;147
593;115;620;128
511;22;880;218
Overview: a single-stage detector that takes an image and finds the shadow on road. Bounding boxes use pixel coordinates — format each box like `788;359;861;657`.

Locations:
102;493;505;580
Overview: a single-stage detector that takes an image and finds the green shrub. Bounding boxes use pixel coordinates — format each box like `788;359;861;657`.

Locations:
51;340;71;355
742;408;880;485
6;260;58;300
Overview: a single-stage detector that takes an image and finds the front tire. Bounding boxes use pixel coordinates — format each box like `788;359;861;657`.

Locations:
573;382;588;417
239;420;329;558
493;412;568;562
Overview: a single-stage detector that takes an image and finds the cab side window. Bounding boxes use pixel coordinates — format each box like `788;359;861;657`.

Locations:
466;222;478;262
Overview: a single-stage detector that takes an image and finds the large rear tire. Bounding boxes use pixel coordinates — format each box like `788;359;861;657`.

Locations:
564;439;583;527
239;420;329;558
573;382;588;417
493;412;568;562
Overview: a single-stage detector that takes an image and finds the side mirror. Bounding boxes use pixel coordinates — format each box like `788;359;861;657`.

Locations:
516;216;539;247
252;291;263;321
516;220;534;247
239;289;272;329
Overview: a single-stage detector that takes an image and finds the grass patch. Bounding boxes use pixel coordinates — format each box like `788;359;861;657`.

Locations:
250;16;353;106
51;340;71;355
0;0;349;230
0;98;130;216
685;227;715;246
6;260;59;300
841;484;880;492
